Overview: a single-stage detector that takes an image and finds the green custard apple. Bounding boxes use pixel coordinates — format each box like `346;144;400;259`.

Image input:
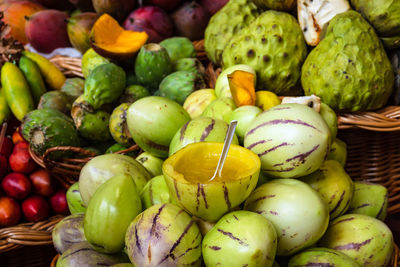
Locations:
301;10;394;111
222;10;307;95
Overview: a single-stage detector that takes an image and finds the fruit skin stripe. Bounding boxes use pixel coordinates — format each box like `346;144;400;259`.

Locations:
334;238;372;251
180;122;190;142
217;228;248;247
223;183;231;210
245;119;320;138
285;144;319;163
200;119;215;141
258;142;290;157
159;220;195;264
330;191;346;215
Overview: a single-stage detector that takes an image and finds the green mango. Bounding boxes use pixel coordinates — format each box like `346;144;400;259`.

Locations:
84;174;142;253
84;63;126;109
66;182;86;214
160;37;196;62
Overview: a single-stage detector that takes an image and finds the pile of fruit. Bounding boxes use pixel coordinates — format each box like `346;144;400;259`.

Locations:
0;126;68;227
0;0;398;266
0;0;228;55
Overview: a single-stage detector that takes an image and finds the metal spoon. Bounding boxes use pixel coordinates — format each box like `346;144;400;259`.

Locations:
209;120;238;181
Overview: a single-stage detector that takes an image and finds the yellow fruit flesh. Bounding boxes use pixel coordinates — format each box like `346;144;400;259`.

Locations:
165;142;259;184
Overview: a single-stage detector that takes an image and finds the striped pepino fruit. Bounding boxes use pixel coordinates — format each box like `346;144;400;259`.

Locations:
244;103;331;178
125;203;202;267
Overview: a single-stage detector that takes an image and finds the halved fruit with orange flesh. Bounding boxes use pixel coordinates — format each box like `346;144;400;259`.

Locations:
163;142;261;222
90;13;148;61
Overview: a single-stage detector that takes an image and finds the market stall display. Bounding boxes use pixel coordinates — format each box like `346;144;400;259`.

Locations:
0;0;399;266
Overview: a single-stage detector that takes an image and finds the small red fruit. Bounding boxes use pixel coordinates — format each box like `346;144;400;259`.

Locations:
0;136;13;157
50;189;69;215
9;142;36;173
0;196;21;227
1;172;31;200
29;168;54;197
22;195;50;222
12;128;25;144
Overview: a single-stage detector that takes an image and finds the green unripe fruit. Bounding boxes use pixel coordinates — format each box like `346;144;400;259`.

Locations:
202;210;277;267
84;174;142;253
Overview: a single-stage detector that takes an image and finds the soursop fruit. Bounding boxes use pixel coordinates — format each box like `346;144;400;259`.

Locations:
222;10;308;95
204;0;261;65
251;0;296;11
350;0;400;49
302;11;395;112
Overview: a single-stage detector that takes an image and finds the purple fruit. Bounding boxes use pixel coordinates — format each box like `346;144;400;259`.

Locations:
123;6;173;43
201;0;229;15
171;1;210;41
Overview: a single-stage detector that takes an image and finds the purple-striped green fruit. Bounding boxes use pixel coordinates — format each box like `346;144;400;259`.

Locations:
229;105;263;144
56;241;129;267
127;96;191;158
52;213;86;254
201;97;236;123
125;204;202;267
202;210;277;267
163;142;260;222
66;182;86;214
79;154;151;205
136;152;164;177
169;117;239;156
140;175;173;209
319;214;394;266
183;89;217;119
348;182;388;221
288;247;361;267
244;179;329;256
84;174;142;253
300;160;353;220
244;103;331;178
327;138;347;166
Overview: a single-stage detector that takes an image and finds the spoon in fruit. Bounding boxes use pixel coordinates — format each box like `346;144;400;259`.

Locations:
209;120;238;181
